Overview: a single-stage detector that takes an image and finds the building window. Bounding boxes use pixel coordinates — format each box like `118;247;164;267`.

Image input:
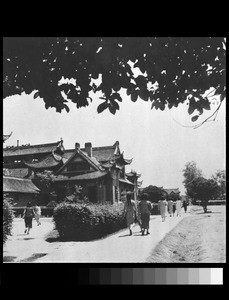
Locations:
14;160;22;163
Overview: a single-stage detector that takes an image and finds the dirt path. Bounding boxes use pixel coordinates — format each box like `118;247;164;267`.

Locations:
146;205;226;263
3;210;190;263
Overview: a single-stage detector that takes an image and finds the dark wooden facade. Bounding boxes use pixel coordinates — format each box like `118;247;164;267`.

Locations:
3;139;140;204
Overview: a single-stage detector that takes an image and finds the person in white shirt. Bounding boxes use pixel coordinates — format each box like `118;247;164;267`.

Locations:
158;197;168;222
34;204;41;225
176;198;182;217
123;191;137;236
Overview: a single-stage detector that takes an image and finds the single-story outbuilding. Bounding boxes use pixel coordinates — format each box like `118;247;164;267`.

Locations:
3;176;40;207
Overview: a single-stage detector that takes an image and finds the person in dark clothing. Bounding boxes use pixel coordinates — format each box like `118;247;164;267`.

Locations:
183;200;188;213
138;193;152;235
22;202;35;234
173;201;176;216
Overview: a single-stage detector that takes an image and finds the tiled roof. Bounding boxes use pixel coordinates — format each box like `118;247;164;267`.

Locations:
3;141;60;157
56;148;103;174
126;172;141;178
3;132;12;143
64;146;116;162
119;178;135;185
3;168;33;179
24;153;62;169
3;141;124;166
164;188;180;195
3;176;40;194
101;162;114;168
54;170;108;181
92;146;117;162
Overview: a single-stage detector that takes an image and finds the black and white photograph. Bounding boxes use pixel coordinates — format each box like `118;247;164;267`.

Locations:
3;37;226;264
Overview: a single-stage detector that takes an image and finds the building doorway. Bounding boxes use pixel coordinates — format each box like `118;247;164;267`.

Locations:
88;186;97;203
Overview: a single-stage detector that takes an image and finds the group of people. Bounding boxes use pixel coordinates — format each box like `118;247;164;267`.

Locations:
123;192;189;235
22;202;41;234
124;192;152;236
158;197;187;221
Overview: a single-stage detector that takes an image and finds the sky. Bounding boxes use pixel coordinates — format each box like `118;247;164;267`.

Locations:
3;89;226;195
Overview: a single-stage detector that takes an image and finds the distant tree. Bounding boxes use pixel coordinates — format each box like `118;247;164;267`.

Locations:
64;184;89;204
182;161;202;203
33;170;56;193
211;170;226;200
167;192;180;201
3;194;15;244
3;37;226;124
141;185;166;203
192;176;219;212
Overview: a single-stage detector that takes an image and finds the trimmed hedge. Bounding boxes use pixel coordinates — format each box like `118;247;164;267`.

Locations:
3;198;15;244
53;202;126;241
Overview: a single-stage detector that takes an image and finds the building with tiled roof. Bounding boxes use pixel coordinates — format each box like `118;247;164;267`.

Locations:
164;188;181;200
3;139;139;204
3;176;40;207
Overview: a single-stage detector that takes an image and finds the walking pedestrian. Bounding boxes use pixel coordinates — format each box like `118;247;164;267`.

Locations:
135;199;142;232
167;199;174;217
138;193;152;235
158;197;168;222
173;201;176;216
123;191;137;236
182;200;188;213
22;202;35;234
176;198;182;217
34;203;41;225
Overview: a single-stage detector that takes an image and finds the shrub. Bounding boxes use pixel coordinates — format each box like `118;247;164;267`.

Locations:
53;202;126;241
40;207;54;217
3;195;15;244
46;200;58;208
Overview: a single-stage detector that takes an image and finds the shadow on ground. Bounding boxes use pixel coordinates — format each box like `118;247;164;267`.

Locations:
118;233;131;238
19;253;48;263
45;227;132;243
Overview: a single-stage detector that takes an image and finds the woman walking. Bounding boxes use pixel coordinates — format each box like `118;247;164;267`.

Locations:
34;203;41;225
158;197;168;222
138;193;152;235
176;198;182;217
124;191;137;236
22;202;35;234
167;199;174;217
173;201;176;216
182;200;188;213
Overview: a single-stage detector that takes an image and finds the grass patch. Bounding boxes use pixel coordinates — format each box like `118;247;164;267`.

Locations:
146;206;225;263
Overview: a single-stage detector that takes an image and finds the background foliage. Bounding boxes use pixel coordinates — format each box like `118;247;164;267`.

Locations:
182;161;225;205
3;37;226;122
3;194;15;244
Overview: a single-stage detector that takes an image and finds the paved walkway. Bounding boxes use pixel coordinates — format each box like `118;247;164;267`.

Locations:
3;210;190;263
